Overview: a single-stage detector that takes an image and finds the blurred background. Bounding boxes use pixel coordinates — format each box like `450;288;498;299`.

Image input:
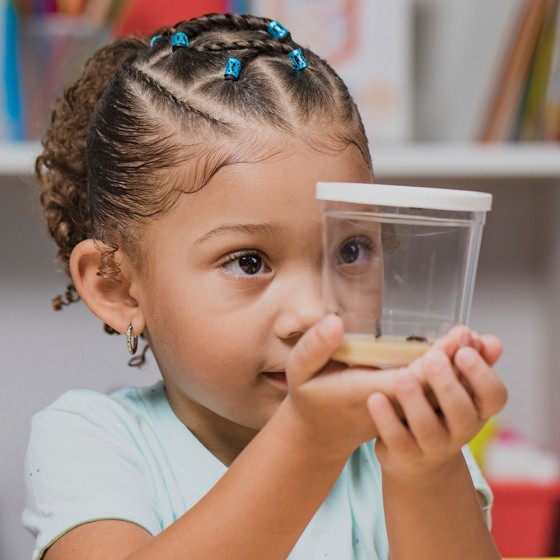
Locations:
1;0;560;557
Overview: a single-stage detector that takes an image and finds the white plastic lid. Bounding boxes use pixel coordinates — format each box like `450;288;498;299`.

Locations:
316;182;492;212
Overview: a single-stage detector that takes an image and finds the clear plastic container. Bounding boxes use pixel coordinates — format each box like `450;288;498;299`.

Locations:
317;182;492;367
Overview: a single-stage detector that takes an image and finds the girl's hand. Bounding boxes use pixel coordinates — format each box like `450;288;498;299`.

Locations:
283;314;395;462
367;330;507;482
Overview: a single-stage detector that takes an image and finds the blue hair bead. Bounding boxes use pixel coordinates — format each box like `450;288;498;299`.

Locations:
171;31;189;51
288;48;308;72
150;34;162;47
224;57;242;80
267;20;289;40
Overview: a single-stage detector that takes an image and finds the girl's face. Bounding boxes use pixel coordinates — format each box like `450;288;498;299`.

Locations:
133;137;373;462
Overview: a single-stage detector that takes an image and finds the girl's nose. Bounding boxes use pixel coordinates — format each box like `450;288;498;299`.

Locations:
274;269;326;341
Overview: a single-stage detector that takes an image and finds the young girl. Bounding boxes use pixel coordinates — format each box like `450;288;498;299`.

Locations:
23;12;507;560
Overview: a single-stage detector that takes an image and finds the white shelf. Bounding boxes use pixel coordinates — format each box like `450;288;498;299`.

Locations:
0;141;41;178
2;141;560;181
372;143;560;180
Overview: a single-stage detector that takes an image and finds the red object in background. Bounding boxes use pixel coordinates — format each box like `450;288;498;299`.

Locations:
489;480;560;557
117;0;227;36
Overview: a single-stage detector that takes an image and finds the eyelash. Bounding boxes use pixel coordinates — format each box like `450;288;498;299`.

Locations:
336;236;375;267
220;249;271;277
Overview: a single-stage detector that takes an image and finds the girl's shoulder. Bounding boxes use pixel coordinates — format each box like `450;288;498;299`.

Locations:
26;379;210;478
26;381;173;467
34;380;167;426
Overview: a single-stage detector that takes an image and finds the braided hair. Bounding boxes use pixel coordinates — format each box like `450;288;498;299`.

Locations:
37;12;371;323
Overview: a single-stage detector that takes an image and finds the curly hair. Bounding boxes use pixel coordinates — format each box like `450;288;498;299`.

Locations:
37;12;372;352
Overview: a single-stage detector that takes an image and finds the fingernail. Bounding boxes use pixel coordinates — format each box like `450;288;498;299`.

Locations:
368;392;387;414
457;347;476;367
318;315;337;339
423;350;446;373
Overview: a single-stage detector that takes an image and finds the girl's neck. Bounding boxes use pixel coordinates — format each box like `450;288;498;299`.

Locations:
165;386;259;466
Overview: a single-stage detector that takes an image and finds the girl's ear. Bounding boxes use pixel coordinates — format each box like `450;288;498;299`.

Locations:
69;239;145;336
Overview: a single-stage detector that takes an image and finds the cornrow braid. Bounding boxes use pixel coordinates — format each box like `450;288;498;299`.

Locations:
175;12;277;39
124;64;228;131
148;26;296;67
192;39;295;54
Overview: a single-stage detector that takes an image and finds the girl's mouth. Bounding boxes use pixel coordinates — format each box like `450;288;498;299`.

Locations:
263;371;287;385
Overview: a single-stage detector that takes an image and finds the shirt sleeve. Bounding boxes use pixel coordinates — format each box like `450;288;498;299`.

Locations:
22;390;161;560
462;445;494;528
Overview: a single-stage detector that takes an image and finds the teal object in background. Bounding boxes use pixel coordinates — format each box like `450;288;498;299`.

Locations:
228;0;249;13
2;1;24;139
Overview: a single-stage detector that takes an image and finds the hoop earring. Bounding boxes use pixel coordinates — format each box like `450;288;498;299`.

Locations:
126;323;138;355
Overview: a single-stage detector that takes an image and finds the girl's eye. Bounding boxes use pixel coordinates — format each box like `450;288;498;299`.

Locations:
336;237;374;268
222;251;270;276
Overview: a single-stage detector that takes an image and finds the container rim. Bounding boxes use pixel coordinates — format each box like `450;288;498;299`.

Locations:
316;182;493;212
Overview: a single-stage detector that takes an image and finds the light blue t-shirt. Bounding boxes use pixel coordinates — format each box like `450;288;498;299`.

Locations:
23;381;492;560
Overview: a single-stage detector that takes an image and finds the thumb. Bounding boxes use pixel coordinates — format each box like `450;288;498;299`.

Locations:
287;314;344;387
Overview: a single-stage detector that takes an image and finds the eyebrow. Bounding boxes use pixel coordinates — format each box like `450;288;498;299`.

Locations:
195;223;287;244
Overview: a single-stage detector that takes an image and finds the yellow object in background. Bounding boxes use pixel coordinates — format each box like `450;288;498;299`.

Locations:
468;417;499;470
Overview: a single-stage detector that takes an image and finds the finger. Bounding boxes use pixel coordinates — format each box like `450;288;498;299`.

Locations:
422;350;480;440
430;325;472;358
431;327;501;366
470;331;482;352
430;335;459;359
453;347;508;419
444;325;472;347
405;359;441;410
393;372;448;451
367;392;417;454
286;314;344;386
478;334;503;367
